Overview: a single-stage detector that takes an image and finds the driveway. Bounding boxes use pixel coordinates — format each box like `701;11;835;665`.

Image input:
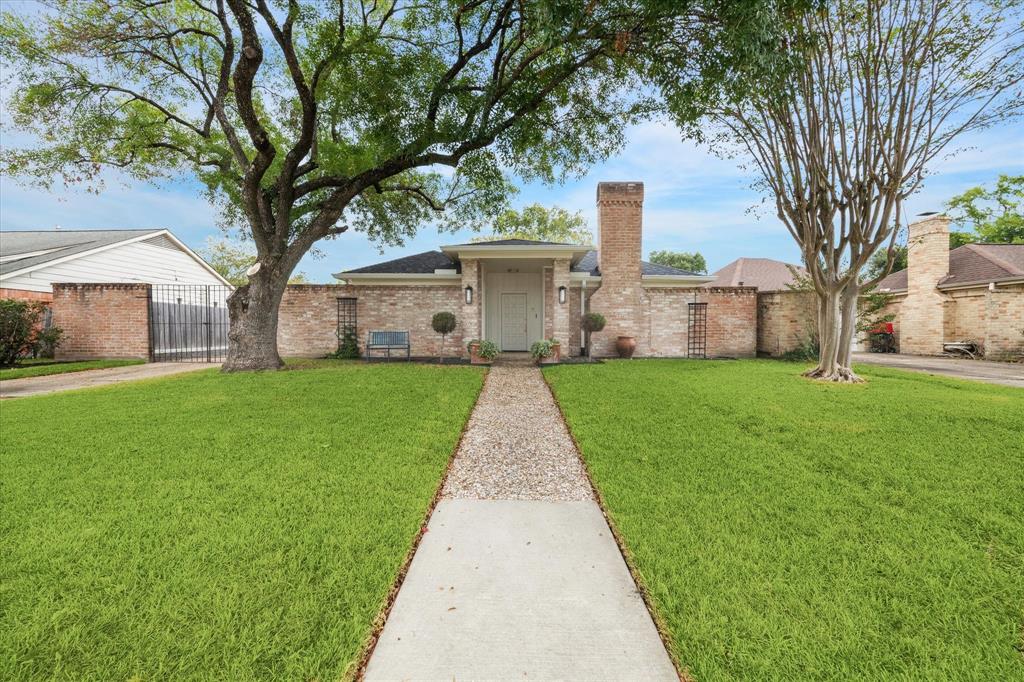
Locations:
364;365;677;680
852;352;1024;388
0;362;220;398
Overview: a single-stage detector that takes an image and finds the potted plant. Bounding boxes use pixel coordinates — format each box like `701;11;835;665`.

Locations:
467;339;499;365
581;312;606;358
530;338;561;364
431;311;457;363
615;335;637;359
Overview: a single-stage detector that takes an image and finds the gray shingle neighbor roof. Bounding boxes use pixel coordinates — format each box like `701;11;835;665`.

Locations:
0;229;163;276
338;240;703;277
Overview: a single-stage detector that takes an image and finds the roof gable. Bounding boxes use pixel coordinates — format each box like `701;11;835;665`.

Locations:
1;229;163;277
876;243;1024;292
709;257;806;291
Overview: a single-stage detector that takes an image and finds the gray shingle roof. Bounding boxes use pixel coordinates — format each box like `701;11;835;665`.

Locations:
340;250;459;275
708;257;806;291
0;229;163;276
339;246;702;277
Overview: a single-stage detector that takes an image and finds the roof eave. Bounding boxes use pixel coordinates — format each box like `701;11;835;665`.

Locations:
439;243;592;264
642;274;716;287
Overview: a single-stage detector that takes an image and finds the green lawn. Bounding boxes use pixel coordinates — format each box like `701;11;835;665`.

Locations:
1;362;484;680
545;360;1024;680
0;358;145;381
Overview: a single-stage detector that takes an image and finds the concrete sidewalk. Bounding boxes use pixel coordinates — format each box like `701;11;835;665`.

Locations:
0;362;219;398
852;352;1024;388
364;366;676;681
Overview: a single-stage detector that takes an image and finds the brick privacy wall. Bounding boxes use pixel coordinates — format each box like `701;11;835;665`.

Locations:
278;284;465;358
900;216;951;354
756;290;817;356
51;283;150;360
0;287;53;303
702;288;758;358
588;181;650;356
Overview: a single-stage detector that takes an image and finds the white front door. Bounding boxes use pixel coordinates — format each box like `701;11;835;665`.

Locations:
500;293;529;351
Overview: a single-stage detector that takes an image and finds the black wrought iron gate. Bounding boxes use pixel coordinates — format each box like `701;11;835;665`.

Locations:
149;284;232;362
687;302;707;358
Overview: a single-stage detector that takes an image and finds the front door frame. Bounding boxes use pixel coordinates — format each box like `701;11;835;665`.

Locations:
499;291;529;351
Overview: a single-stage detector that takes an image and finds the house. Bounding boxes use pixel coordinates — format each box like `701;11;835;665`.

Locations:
0;229;230;301
872;215;1024;357
707;257;806;291
277;182;758;359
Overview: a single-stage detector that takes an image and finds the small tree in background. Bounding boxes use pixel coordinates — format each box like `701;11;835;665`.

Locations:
648;250;707;274
200;237;311;286
946;174;1024;244
581;312;606;359
473;204;592;244
431;312;457;364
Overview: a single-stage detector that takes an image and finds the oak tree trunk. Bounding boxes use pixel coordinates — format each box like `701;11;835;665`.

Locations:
223;269;288;372
804;285;863;383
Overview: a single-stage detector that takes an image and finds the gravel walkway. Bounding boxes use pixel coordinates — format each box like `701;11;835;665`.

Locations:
442;364;592;501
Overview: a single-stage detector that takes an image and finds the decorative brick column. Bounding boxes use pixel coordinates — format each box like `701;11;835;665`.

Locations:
900;215;950;354
551;258;571;346
586;181;648;356
460;258;481;354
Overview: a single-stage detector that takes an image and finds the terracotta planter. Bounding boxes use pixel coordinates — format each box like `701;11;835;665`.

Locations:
468;342;492;365
615;336;637;359
540;343;561;365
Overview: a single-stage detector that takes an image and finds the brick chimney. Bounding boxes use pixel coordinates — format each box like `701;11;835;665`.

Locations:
900;214;951;354
587;181;647;356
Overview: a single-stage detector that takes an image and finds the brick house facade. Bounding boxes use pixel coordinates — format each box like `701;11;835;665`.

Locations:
872;216;1024;359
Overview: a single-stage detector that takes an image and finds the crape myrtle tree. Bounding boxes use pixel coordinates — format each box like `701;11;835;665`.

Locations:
0;0;793;371
663;0;1024;382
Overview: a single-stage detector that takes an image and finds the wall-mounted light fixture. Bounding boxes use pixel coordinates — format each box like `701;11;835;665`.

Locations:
558;285;567;304
465;285;474;304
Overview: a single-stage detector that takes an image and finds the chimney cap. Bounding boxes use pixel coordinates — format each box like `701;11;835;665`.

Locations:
596;181;644;202
916;211;940;217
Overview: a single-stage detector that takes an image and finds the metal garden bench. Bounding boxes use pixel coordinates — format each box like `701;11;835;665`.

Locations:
366;330;411;361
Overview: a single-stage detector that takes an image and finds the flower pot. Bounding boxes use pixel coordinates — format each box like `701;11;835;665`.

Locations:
468;342;491;365
540;343;561;365
615;336;637;359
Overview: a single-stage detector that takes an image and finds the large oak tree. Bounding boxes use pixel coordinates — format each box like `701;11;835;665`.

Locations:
1;0;793;370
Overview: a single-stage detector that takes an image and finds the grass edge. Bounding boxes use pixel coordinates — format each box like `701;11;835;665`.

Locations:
350;366;489;680
540;367;690;682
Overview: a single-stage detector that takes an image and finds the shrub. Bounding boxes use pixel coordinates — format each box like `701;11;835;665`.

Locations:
327;327;360;359
581;312;606;358
0;299;61;367
467;339;499;361
530;338;559;361
431;311;457;362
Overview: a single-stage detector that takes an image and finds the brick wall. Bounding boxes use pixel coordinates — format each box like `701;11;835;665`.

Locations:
0;287;53;303
278;284;465;358
984;284;1024;358
51;283;150;360
757;290;817;356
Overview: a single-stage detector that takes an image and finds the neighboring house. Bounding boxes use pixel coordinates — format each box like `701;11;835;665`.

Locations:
871;215;1024;357
707;257;807;292
0;229;230;301
278;181;758;359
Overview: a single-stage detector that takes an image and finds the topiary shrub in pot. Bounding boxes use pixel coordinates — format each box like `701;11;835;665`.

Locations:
431;311;457;363
581;312;606;358
466;339;499;365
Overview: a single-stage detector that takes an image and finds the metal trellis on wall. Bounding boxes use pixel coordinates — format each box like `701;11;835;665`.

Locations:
687;302;707;358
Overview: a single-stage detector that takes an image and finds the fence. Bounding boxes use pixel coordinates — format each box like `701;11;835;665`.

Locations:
149;284;232;362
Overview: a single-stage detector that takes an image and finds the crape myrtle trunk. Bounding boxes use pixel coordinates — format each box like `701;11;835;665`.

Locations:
804;284;862;383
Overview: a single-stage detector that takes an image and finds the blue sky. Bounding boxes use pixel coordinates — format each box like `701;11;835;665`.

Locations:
2;118;1022;281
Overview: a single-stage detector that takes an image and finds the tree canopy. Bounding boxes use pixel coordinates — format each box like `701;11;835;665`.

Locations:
648;250;707;274
472;203;591;243
946;175;1024;245
0;0;804;370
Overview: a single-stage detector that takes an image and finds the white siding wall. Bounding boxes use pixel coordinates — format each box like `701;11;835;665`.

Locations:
2;239;223;292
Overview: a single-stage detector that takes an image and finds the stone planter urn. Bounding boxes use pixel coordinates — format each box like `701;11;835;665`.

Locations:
615;336;637;359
